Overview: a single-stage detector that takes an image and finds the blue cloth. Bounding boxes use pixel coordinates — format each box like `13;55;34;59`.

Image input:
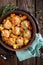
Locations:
16;33;43;61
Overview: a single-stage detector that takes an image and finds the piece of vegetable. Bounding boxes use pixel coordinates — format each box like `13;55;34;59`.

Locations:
19;14;22;17
2;36;12;46
10;34;18;39
9;29;12;33
2;19;6;24
28;25;32;30
0;24;4;31
20;28;24;33
7;17;10;20
13;44;17;49
10;14;15;18
10;17;15;24
11;24;15;30
2;36;9;41
23;37;29;45
20;15;27;20
28;21;32;30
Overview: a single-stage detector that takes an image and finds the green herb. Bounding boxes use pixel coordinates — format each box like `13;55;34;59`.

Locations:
2;4;18;16
36;9;42;14
20;33;23;36
39;16;43;21
22;24;27;30
28;5;33;8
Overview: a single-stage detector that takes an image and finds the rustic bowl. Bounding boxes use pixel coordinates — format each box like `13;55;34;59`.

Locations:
0;9;37;51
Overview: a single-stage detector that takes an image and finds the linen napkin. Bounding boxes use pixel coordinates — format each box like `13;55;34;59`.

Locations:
16;33;43;61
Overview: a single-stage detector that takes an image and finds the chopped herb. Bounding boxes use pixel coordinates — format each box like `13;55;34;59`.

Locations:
28;5;33;8
2;4;18;16
20;33;23;37
22;24;28;30
39;16;43;21
36;9;42;14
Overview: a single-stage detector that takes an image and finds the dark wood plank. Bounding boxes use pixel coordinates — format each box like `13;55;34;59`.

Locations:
17;0;35;14
0;58;6;65
0;45;17;65
16;0;37;65
36;0;43;36
36;0;43;65
0;0;18;65
0;0;43;65
0;0;16;6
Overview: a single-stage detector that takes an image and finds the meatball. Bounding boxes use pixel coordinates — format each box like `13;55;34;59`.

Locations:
16;37;23;47
14;16;21;25
23;30;31;39
9;37;16;46
21;20;28;29
1;30;10;37
3;19;12;29
11;16;21;26
14;26;20;35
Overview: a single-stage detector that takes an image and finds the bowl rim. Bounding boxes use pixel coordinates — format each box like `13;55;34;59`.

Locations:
0;10;37;51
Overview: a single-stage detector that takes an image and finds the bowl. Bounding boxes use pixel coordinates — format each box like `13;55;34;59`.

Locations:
0;9;37;51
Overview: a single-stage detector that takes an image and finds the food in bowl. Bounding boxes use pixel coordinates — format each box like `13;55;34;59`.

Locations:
0;13;32;49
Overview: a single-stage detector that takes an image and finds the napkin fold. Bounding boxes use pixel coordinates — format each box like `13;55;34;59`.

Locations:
16;33;43;61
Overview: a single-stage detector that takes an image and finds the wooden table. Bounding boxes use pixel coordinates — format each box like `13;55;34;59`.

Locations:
0;0;43;65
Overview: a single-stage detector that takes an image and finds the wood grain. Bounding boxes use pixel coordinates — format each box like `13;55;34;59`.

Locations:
0;0;43;65
36;0;43;65
0;1;17;65
16;0;37;65
0;0;16;6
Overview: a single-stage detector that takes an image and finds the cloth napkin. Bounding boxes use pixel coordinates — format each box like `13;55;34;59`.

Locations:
16;33;43;61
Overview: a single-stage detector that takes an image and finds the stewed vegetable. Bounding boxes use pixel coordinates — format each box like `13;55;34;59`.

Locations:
0;13;32;49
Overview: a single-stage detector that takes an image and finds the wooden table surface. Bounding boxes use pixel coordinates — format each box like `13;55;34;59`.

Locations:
0;0;43;65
